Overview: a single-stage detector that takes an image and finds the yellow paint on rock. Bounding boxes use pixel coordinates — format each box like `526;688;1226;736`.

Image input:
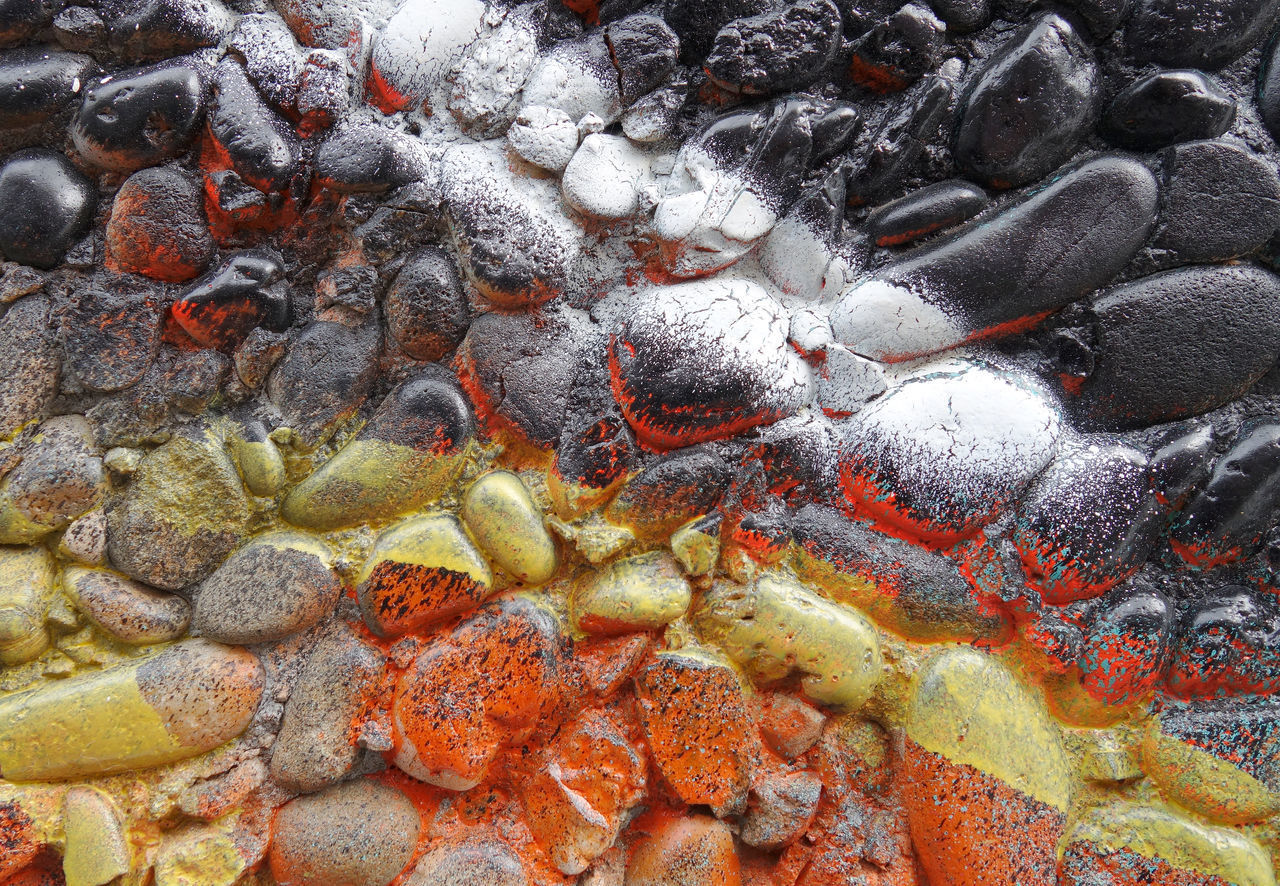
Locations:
1140;721;1280;825
230;437;287;497
359;513;492;588
0;544;56;665
670;518;719;577
61;786;131;886
571;551;691;634
460;470;558;585
153;821;248;886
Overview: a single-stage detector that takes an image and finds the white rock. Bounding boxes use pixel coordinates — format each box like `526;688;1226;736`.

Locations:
760;212;836;300
816;344;887;417
788;307;833;354
831;277;963;362
508;105;580;172
520;35;622;126
562;134;654;220
370;0;485;110
447;6;541;137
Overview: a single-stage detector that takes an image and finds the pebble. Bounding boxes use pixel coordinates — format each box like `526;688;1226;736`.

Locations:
507;104;580;172
954;12;1099;188
562;133;653;220
670;514;720;575
0;149;96;269
839;362;1061;542
0;639;262;781
269;780;420;886
621;82;684;142
66;567;191;644
266;318;381;446
549;409;639;518
1126;0;1278;67
0;415;103;544
605;14;678;104
53;6;109;55
61;786;129;886
834;155;1157;361
229;13;303;114
170;251;289;353
208;58;301;193
313;117;431;193
571;550;690;633
270;622;385;791
460;470;558;585
739;770;821;850
383;246;469;362
519;33;621;127
758;169;846;299
0;544;56;665
103;0;234;61
1102;70;1235;151
59;508;108;564
282;371;474;529
447;5;540;137
929;0;988;31
1077;586;1173;709
705;0;840;95
62;274;161;393
864;178;987;247
1260;38;1280;142
367;0;485;111
71;61;205;172
105;165;214;283
1077;266;1280;429
625;815;741;886
609;278;813;449
0;294;59;436
0;0;60;45
848;2;944;93
815;344;887;418
403;838;529;886
604;447;729;540
0;48;94;141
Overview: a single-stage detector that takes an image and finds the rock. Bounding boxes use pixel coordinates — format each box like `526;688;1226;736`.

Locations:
0;149;95;269
0;544;56;665
562;133;653;220
697;573;882;708
1102;70;1235;151
605;448;730;540
1126;0;1278;68
313;118;431;193
834;155;1158;361
954;13;1099;188
106;428;251;591
903;648;1071;886
1075;585;1174;709
609;278;813;449
192;531;340;644
758;693;826;758
367;0;485;111
548;388;639;519
266;319;382;446
865;178;987;247
758;168;845;300
62;274;161;393
1076;266;1280;429
448;6;540;137
663;0;771;62
297;48;347;130
270;623;385;791
520;33;621;126
65;567;191;644
571;551;690;633
0;415;103;544
739;770;822;850
0;48;94;142
0;294;59;436
403;838;528;886
169;251;289;353
269;780;420;886
229;12;303;113
670;514;720;575
208;58;301;193
0;639;262;781
72;61;205;172
1260;38;1280;143
383;247;468;362
105;166;213;283
621;83;685;142
53;6;108;54
507;104;579;172
275;0;390;48
1152;140;1280;265
625;815;741;886
605;14;678;104
59;508;108;565
1166;585;1280;697
102;0;234;61
929;0;987;31
0;0;61;46
635;652;756;814
61;787;129;886
815;344;887;418
357;513;493;636
460;470;557;585
848;2;944;93
282;371;474;529
839;363;1061;542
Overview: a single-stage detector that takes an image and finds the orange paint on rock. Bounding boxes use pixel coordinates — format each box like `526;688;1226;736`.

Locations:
362;563;490;637
625;810;743;886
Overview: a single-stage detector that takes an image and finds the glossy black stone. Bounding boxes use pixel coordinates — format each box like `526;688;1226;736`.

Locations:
170;251;289;352
865;178;987;247
71;61;205;172
605;14;679;104
954;12;1100;189
101;0;234;62
704;0;842;95
1148;423;1216;510
1102;70;1235;151
0;48;93;135
846;63;954;202
927;0;988;33
362;369;475;452
314;119;427;193
662;0;771;62
208;58;300;193
1167;586;1280;697
384;246;471;363
0;0;61;47
848;2;944;93
1126;0;1279;68
228;12;303;114
0;148;95;269
1078;585;1173;704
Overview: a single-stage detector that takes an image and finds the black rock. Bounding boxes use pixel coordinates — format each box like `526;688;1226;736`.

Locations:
1101;70;1235;151
102;0;234;62
384;246;470;363
1170;423;1280;568
0;0;61;47
208;58;300;193
1152;140;1280;265
314;119;427;193
848;2;944;93
361;368;475;451
0;148;95;269
1167;585;1280;697
0;48;94;135
228;12;303;114
1078;265;1280;428
954;12;1100;189
865;178;988;247
1261;35;1280;143
52;5;106;52
662;0;771;62
1149;423;1216;509
552;411;640;515
63;274;161;392
927;0;988;33
606;14;679;104
750;412;843;503
71;60;205;173
266;319;382;446
1126;0;1279;68
704;0;842;95
170;251;289;353
1077;585;1173;705
604;446;732;539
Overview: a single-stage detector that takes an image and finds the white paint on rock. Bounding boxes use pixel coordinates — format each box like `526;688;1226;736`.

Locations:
371;0;486;109
817;344;887;417
562;134;655;220
507;105;580;172
448;6;541;137
831;277;963;362
520;39;622;127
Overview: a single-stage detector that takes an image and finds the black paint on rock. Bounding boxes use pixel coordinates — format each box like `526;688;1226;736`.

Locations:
0;293;59;437
847;2;944;93
604;446;732;538
63;275;162;393
605;14;679;104
1167;585;1280;696
266;318;382;446
101;0;234;62
927;0;988;34
0;48;94;137
0;148;96;269
0;0;61;46
170;251;289;352
209;57;301;193
384;246;470;362
1101;70;1235;151
361;369;475;453
865;178;988;247
704;0;843;95
72;60;205;173
662;0;771;62
1126;0;1279;69
314;118;428;193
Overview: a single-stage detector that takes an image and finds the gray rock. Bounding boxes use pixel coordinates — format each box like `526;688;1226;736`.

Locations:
66;567;191;644
0;294;58;437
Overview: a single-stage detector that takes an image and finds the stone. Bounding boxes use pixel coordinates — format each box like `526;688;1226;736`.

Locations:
72;61;205;172
549;408;639;519
864;178;988;248
105;166;213;283
621;83;684;142
520;33;621;126
1165;585;1280;697
53;6;108;54
0;415;103;544
229;12;303;113
66;567;190;644
0;0;60;46
61;787;129;886
460;470;558;585
848;2;944;93
313;118;431;193
0;639;262;781
448;6;540;137
625;815;741;886
571;551;690;633
929;0;987;31
0;149;95;269
367;0;485;111
670;514;720;576
269;780;420;886
562;133;654;220
758;169;846;300
403;838;529;886
1102;70;1235;151
297;48;347;129
208;58;301;193
739;770;822;850
192;531;341;644
954;13;1099;189
0;48;95;142
62;274;160;393
1076;586;1174;708
507;105;579;172
102;0;234;61
383;246;470;362
758;692;826;758
605;448;730;540
170;251;289;353
815;344;887;418
0;295;59;437
0;544;56;665
1126;0;1278;68
266;319;381;446
59;508;108;565
606;14;678;104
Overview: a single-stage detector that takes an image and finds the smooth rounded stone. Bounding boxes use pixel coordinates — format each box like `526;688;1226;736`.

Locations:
0;294;58;436
229;12;303;113
65;567;190;644
758;169;845;300
357;513;493;636
71;61;204;172
0;545;56;666
1152;140;1280;265
0;149;95;269
608;278;813;450
833;155;1158;362
604;448;730;540
0;0;61;46
864;179;987;247
59;508;108;565
460;470;557;585
954;12;1099;189
101;0;234;61
441;143;581;307
848;2;944;93
549;405;640;519
1261;37;1280;142
839;363;1061;543
606;14;679;104
697;573;881;709
0;48;94;136
383;246;469;361
0;415;103;544
266;319;381;447
282;372;474;530
368;0;484;111
297;48;347;128
1060;803;1275;886
1077;265;1280;429
507;104;579;172
904;648;1070;886
1073;586;1173;709
403;839;528;886
571;550;689;634
621;83;684;143
519;33;622;127
929;0;987;31
208;58;301;193
447;5;540;137
1165;586;1280;698
1102;70;1235;151
274;0;392;49
314;118;431;193
269;780;420;886
562;133;654;220
626;816;740;886
635;652;755;814
105;166;213;283
270;622;385;792
0;639;262;781
192;531;340;644
106;428;251;591
61;786;130;886
1126;0;1278;68
170;251;289;353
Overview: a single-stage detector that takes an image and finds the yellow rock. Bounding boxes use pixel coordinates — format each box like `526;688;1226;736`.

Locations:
230;434;286;497
61;787;130;886
571;551;691;634
670;516;720;576
0;544;57;665
154;821;248;886
695;573;881;710
460;471;558;585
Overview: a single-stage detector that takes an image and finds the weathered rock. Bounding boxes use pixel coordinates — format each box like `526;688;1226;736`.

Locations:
169;251;289;353
460;471;557;585
0;544;56;665
562;133;654;220
230;12;303;113
572;551;690;633
662;0;770;62
1165;585;1280;697
402;838;529;886
0;0;61;46
520;32;621;125
72;61;205;172
61;787;129;886
0;149;95;269
208;58;301;193
102;0;234;61
1126;0;1278;68
0;294;58;437
62;274;161;393
848;2;944;93
266;319;382;447
382;247;468;362
66;567;190;644
367;0;485;111
0;415;103;543
739;770;821;850
1076;585;1174;708
447;5;540;137
605;14;678;104
625;815;741;886
1102;70;1235;151
758;169;846;299
105;166;213;283
705;0;840;95
314;118;430;193
605;448;730;540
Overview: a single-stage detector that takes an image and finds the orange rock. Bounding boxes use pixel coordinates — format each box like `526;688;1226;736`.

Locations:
758;693;827;760
0;798;40;880
105;166;214;282
626;814;742;886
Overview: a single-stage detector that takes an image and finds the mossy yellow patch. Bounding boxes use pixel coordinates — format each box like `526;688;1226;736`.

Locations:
671;518;719;576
